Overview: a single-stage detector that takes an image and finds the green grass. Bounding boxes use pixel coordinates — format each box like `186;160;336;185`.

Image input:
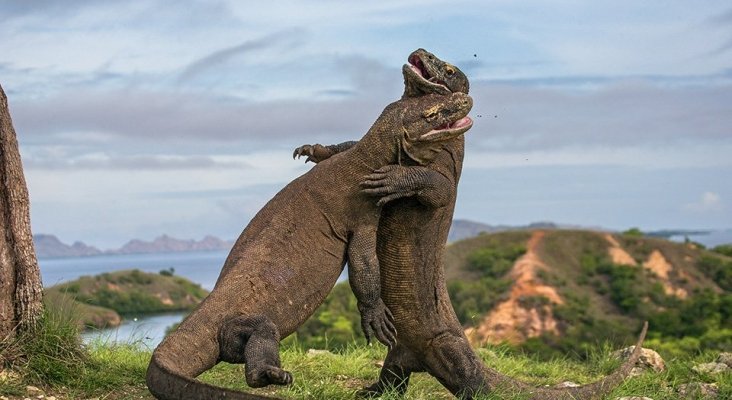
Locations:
3;319;731;400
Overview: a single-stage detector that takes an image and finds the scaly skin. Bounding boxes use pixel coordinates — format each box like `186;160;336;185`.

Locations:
145;92;474;400
299;49;649;400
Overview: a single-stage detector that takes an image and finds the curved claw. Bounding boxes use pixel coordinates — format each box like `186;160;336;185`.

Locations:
293;144;314;160
360;300;397;348
292;143;332;164
247;366;294;388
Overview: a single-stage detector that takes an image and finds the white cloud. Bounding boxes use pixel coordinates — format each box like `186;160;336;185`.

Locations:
684;191;723;212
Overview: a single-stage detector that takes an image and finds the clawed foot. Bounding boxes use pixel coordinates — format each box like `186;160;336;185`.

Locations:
355;381;407;399
361;165;419;206
358;300;397;348
292;144;332;163
246;365;294;388
355;383;383;399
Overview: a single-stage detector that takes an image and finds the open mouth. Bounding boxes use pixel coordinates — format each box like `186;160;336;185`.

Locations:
419;116;473;142
406;54;449;91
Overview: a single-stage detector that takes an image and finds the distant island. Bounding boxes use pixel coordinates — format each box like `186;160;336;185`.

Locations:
45;269;209;329
34;233;234;258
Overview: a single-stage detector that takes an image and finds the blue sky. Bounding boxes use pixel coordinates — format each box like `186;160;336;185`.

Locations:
1;1;731;248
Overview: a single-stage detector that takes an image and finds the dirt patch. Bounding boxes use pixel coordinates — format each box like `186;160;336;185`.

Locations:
466;231;564;345
106;282;123;291
604;234;637;266
643;250;687;299
155;293;174;306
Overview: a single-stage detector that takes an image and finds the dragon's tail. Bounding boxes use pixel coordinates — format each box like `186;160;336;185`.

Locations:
481;321;649;400
146;314;284;400
146;353;281;400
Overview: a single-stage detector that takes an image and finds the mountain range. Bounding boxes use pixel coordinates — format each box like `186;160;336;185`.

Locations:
33;234;234;258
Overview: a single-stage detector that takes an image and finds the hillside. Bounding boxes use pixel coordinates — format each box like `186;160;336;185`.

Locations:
45;269;209;329
444;229;731;357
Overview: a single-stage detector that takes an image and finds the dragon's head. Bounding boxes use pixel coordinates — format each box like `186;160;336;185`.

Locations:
396;92;473;165
402;48;469;97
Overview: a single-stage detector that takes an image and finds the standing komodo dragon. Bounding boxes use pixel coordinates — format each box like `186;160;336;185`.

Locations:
297;49;648;400
146;91;474;399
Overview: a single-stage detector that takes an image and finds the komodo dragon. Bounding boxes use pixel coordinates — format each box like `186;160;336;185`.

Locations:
145;91;474;399
296;49;648;400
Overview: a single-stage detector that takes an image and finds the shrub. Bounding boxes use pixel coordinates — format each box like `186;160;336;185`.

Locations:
448;278;511;324
697;255;732;291
467;245;525;278
1;296;87;387
712;244;732;257
622;227;644;237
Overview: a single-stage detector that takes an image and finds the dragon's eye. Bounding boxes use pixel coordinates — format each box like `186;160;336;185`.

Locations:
445;65;455;76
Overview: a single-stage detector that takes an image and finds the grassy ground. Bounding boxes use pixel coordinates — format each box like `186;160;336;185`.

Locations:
1;300;730;399
2;337;730;399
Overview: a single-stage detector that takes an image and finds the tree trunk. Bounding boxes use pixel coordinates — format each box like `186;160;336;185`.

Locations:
0;84;43;340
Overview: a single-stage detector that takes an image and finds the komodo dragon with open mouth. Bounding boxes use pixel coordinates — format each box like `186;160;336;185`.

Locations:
297;48;648;400
145;91;474;399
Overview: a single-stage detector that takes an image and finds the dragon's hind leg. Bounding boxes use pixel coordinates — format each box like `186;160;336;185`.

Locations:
356;343;424;398
218;314;293;388
422;332;488;399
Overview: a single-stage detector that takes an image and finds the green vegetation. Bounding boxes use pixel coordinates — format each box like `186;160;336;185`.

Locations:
529;234;732;359
451;242;525;324
697;254;732;291
712;244;732;257
448;278;512;325
290;282;364;350
466;245;526;277
443;230;732;361
622;227;644;238
2;301;730;399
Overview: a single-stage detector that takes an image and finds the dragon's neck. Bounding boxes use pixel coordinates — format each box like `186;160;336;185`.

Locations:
348;123;402;171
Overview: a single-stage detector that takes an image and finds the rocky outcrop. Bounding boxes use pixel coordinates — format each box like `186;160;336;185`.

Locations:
677;382;719;398
612;346;666;377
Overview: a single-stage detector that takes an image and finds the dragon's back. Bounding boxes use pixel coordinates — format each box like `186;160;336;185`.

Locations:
207;154;365;335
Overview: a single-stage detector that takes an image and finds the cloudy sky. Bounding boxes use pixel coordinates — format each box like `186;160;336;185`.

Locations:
2;1;731;248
